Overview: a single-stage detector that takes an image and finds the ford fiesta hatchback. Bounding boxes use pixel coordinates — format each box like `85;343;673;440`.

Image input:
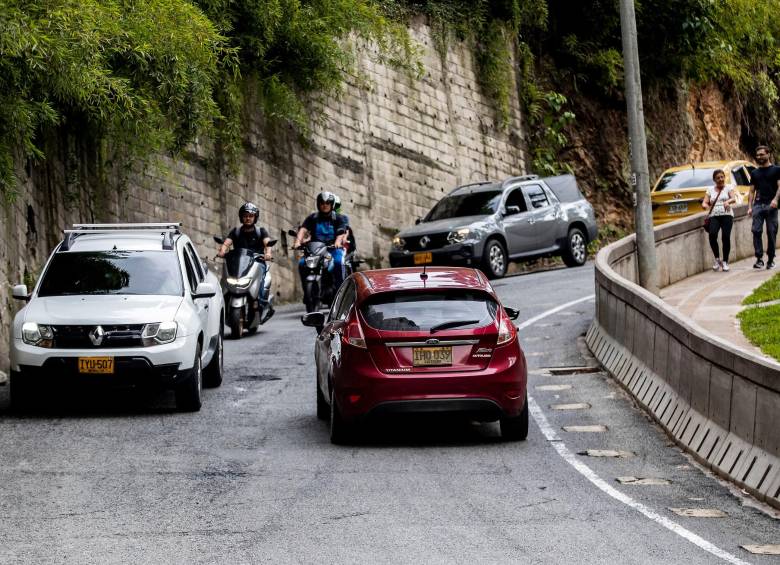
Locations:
302;267;527;444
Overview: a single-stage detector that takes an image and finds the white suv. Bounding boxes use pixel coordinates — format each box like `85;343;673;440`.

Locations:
9;223;224;411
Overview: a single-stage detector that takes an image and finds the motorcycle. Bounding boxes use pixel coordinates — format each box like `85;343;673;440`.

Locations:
213;236;277;339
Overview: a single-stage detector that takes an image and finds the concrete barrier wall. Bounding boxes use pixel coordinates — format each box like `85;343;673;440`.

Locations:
586;205;780;509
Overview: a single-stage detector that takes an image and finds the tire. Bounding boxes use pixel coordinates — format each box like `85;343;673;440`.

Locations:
9;371;31;411
203;327;223;388
329;387;353;444
500;394;529;441
316;379;329;420
228;307;243;340
247;327;258;335
175;343;203;412
562;227;588;267
304;280;320;313
481;239;508;279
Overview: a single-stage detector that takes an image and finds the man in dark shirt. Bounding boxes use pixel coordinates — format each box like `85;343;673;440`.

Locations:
748;146;780;269
218;202;273;258
293;191;348;291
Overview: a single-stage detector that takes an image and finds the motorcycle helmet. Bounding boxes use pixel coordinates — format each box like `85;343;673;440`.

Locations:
239;202;259;224
316;191;336;210
333;195;342;214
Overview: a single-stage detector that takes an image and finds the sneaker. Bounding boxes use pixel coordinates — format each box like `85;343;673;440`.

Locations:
721;261;730;272
768;261;775;270
754;259;765;269
712;259;721;271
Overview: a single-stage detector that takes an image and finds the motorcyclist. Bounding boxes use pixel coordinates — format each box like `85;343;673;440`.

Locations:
334;195;357;253
293;191;348;291
218;202;274;312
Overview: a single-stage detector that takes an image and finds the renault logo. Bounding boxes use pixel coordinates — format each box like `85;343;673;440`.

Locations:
89;326;105;346
419;235;431;248
674;193;682;200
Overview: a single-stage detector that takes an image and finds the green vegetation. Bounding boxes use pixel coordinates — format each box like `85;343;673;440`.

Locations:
742;274;780;305
737;303;780;361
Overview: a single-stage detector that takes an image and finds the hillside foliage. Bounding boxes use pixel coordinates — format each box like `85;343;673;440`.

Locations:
2;0;780;200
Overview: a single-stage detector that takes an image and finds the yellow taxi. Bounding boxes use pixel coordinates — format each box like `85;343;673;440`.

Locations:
651;160;755;226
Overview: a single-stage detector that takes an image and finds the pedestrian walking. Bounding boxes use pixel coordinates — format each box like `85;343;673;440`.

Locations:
702;169;737;271
747;145;780;269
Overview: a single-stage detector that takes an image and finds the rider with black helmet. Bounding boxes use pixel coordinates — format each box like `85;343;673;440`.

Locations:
218;202;273;259
294;191;348;290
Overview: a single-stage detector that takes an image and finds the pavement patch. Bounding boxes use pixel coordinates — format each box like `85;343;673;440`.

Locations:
535;384;572;391
550;402;590;410
616;476;671;485
563;425;608;433
668;508;728;518
740;545;780;555
578;449;634;458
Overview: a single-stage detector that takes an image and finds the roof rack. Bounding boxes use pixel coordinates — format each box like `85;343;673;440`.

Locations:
61;223;182;251
504;174;540;185
448;180;494;194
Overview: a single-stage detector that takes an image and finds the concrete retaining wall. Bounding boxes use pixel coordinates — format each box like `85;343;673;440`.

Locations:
586;206;780;509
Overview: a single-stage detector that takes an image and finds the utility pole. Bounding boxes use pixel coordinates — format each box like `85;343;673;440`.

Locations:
619;0;659;294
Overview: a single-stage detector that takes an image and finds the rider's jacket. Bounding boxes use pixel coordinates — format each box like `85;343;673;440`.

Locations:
301;212;347;245
228;226;269;253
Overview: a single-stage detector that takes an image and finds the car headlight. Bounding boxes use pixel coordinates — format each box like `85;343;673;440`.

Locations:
22;322;54;348
447;228;472;244
142;321;178;345
392;235;406;250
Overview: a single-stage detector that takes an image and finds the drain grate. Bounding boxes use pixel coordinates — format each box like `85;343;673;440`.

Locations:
237;374;281;382
544;366;601;375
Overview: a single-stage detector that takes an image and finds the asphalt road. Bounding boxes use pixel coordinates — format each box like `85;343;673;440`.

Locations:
0;263;778;564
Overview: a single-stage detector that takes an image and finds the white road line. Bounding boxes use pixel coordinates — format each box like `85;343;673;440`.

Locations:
524;297;749;565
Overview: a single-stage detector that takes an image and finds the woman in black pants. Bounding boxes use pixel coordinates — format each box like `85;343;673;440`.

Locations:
703;168;738;271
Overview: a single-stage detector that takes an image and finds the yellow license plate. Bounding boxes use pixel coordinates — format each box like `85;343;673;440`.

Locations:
414;252;433;265
667;203;688;214
78;357;114;374
413;346;452;367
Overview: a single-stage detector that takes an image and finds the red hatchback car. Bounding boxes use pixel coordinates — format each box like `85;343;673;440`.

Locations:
302;267;528;444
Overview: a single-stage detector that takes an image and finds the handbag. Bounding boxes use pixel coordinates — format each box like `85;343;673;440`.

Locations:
703;187;723;232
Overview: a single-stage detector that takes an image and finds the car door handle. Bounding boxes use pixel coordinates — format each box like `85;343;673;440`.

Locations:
527;218;536;224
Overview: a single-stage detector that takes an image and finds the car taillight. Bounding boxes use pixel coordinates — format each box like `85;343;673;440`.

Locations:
497;310;516;345
343;317;367;349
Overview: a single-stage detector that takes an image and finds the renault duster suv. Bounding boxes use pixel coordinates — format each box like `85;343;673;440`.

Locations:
9;223;224;411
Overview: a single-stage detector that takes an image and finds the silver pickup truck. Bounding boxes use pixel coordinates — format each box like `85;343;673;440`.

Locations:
389;174;598;278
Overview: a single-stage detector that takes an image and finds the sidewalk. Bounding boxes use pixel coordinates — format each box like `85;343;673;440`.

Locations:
660;256;777;359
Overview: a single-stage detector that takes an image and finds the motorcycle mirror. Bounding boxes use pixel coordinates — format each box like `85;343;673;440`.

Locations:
267;239;278;247
213;236;224;244
301;312;325;328
287;229;298;237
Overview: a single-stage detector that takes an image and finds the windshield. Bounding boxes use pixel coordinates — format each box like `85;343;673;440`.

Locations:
361;291;498;331
425;190;502;221
38;251;183;297
225;248;261;278
654;168;722;191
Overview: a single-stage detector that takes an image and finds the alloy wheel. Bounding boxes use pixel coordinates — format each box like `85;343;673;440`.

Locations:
489;244;505;275
571;232;586;264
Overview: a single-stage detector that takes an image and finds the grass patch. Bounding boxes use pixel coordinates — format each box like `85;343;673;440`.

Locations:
742;273;780;305
737;303;780;361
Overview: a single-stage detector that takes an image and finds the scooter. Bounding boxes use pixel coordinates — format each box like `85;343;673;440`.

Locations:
213;236;277;339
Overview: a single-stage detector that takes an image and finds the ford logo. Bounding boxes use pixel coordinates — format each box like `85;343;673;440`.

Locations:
89;325;105;346
419;235;431;248
425;338;440;345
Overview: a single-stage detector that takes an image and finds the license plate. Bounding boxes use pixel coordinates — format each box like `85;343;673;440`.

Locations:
412;346;452;367
667;203;688;214
78;357;114;374
413;252;433;265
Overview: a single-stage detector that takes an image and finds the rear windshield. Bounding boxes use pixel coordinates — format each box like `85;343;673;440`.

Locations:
38;251;183;297
361;291;499;331
654;169;721;191
425;190;502;221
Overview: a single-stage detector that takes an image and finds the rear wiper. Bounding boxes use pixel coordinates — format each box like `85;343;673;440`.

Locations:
429;320;480;333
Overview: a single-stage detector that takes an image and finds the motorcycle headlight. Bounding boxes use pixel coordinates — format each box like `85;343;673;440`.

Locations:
392;235;406;250
142;321;178;345
447;228;472;244
22;322;54;348
305;257;320;269
237;276;252;287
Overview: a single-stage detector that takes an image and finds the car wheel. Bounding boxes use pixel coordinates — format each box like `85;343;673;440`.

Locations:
228;307;243;339
247;326;258;335
175;343;203;412
500;394;528;441
203;328;223;388
329;387;352;444
562;227;588;267
481;239;508;279
316;379;329;420
9;371;31;411
304;281;320;313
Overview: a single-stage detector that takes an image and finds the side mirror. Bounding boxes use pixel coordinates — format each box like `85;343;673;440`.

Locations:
192;282;217;299
12;284;30;301
505;205;521;216
415;217;422;225
287;229;298;237
301;312;325;327
213;236;224;245
505;307;520;320
267;239;278;247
